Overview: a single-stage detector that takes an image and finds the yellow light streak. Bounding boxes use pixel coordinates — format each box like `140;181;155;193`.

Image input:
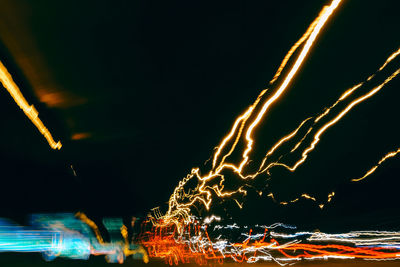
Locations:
266;190;336;209
260;46;400;172
290;127;313;153
75;212;104;244
277;193;316;206
258;117;312;173
314;83;363;123
378;47;400;71
327;191;335;202
246;47;400;207
160;1;400;227
239;0;342;174
121;224;149;263
269;7;328;84
234;199;243;209
0;60;62;149
256;46;400;176
212;89;267;169
300;193;316;201
278;67;400;172
352;147;400;182
162;0;343;228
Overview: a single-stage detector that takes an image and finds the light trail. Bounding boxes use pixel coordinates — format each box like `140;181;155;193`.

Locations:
1;1;398;266
164;0;344;228
352;147;400;182
257;46;400;176
140;218;400;265
0;213;148;263
269;5;331;85
212;89;267;169
272;67;400;172
161;0;400;226
238;0;342;174
0;60;62;149
160;0;400;222
3;214;400;265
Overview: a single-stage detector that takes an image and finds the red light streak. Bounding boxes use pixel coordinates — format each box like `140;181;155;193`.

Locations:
140;219;400;265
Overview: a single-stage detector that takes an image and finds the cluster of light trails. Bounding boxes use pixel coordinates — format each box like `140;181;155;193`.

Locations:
140;217;400;265
0;60;61;149
1;0;399;266
0;213;148;263
2;213;400;265
159;0;400;228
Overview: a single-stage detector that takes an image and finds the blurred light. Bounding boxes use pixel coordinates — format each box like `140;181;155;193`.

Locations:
0;60;62;149
0;213;148;263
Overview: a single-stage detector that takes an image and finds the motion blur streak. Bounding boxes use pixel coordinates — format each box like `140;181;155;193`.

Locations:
4;215;400;265
275;67;400;172
212;89;267;169
0;214;148;263
239;0;341;174
352;147;400;182
378;47;400;71
164;12;400;224
0;60;62;149
140;219;400;265
164;0;343;228
258;46;400;176
269;6;329;85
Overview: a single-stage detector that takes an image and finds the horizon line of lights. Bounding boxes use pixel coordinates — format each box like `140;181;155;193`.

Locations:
0;60;62;150
140;217;400;265
4;213;400;265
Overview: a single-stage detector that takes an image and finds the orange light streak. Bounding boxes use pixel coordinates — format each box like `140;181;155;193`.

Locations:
212;89;267;169
378;47;400;71
0;61;62;149
161;0;400;227
141;221;400;265
75;212;105;244
277;68;400;172
239;0;342;174
260;45;400;175
269;6;329;85
162;0;343;226
258;117;312;173
352;147;400;182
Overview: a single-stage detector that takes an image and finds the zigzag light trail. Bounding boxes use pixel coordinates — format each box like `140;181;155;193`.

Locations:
164;0;343;227
162;0;400;227
243;46;400;204
144;0;400;264
268;66;400;173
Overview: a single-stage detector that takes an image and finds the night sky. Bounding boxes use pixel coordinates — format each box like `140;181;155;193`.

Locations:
0;0;400;265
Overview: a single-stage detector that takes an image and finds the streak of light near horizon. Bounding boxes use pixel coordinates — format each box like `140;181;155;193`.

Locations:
0;213;148;263
140;218;400;265
158;0;400;229
0;60;62;150
3;213;400;265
